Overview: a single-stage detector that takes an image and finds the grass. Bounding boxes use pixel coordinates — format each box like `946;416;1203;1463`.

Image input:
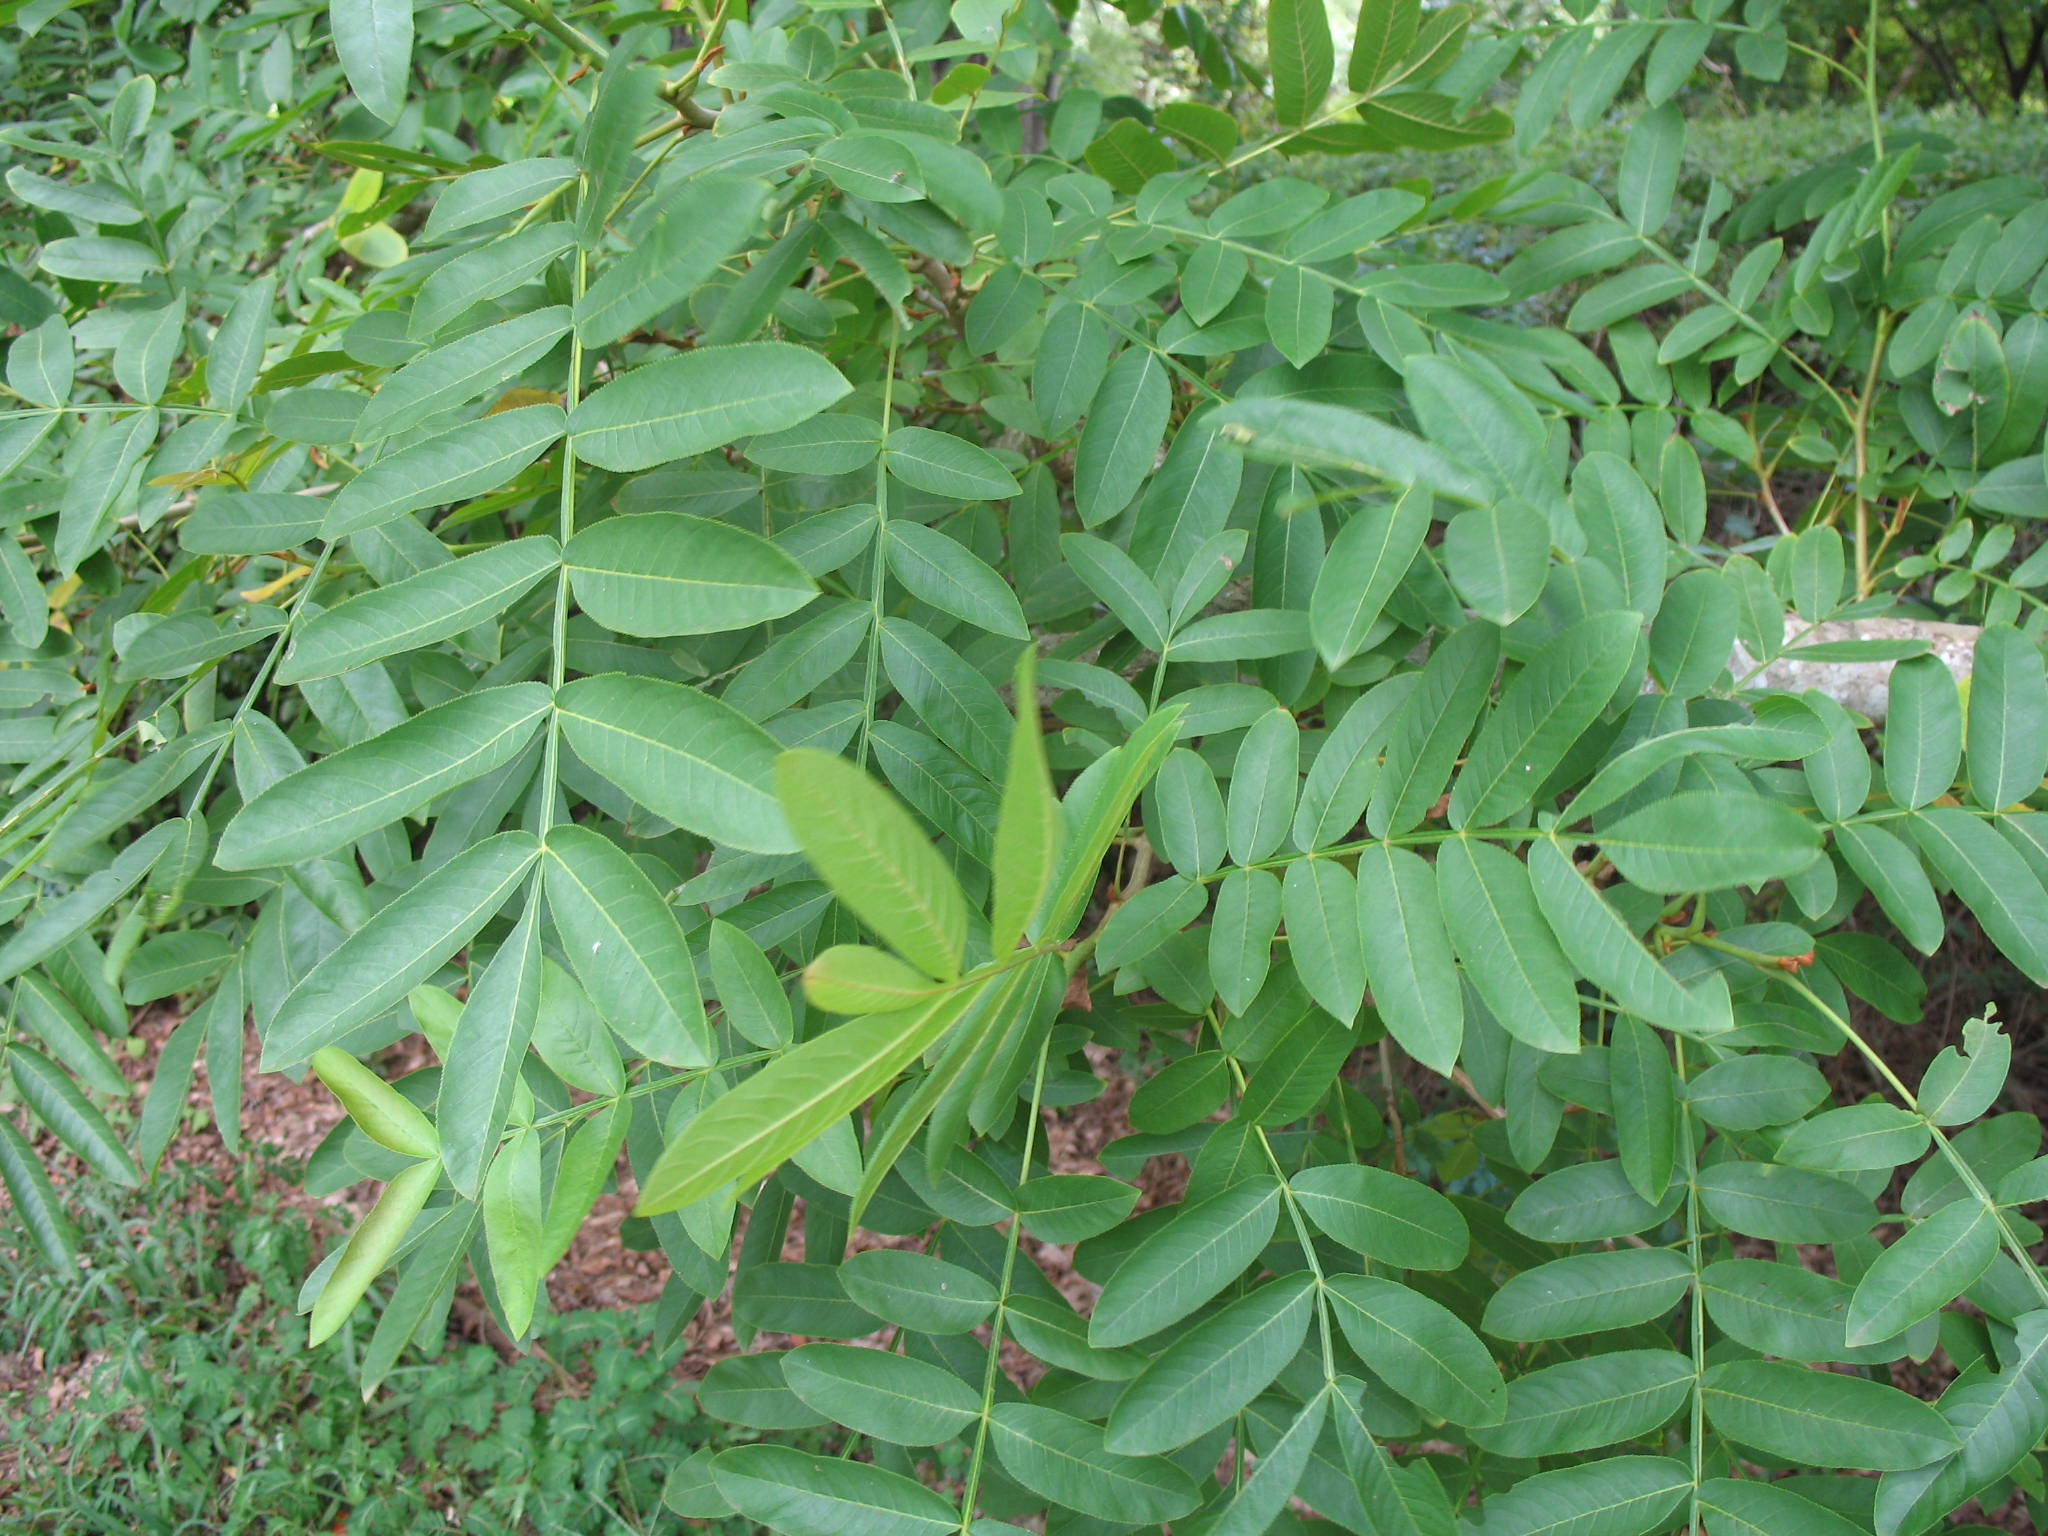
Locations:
0;1156;765;1535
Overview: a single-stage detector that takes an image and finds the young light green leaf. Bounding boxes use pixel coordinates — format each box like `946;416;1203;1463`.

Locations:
310;1046;438;1159
989;648;1061;954
307;1157;440;1345
776;749;970;982
636;982;984;1215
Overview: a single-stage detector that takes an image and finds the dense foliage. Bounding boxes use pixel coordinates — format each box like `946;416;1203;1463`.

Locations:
5;1;2048;1533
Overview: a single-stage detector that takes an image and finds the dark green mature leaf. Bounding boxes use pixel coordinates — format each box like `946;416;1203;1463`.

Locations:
569;343;852;472
1452;610;1639;827
575;178;770;347
1268;0;1334;126
1473;1351;1693;1456
564;513;815;636
545;825;710;1066
783;1344;977;1445
1310;486;1431;670
1967;625;2048;808
1326;1273;1505;1425
713;1444;958;1536
280;536;560;682
262;833;540;1067
219;685;551;868
1105;1274;1313;1453
1907;808;2048;985
1476;1458;1690;1536
1484;1249;1693;1341
1599;791;1822;891
1291;1163;1468;1269
1884;654;1963;811
1090;1178;1281;1347
556;674;793;854
331;0;411;122
986;1405;1199;1525
1355;842;1462;1074
1847;1200;1999;1346
1528;837;1722;1035
438;893;543;1197
1702;1360;1959;1470
1436;836;1580;1053
323;405;565;538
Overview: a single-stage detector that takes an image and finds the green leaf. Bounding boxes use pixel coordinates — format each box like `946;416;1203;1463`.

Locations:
1701;1359;1959;1470
218;684;550;868
0;1116;80;1266
482;1126;544;1337
1846;1199;2000;1347
1452;610;1640;828
1618;102;1685;233
712;1444;958;1536
1075;351;1169;527
1096;874;1205;974
1686;1054;1829;1130
1211;1391;1327;1536
992;1403;1202;1522
1919;1009;2010;1125
782;1343;977;1445
11;1047;138;1187
556;674;794;854
438;895;543;1198
1227;708;1299;866
1350;0;1422;91
1835;822;1944;954
1209;398;1490;506
1407;353;1552;502
1083;120;1176;194
1013;1174;1139;1243
887;522;1027;639
261;833;539;1068
987;643;1056;958
1483;1248;1693;1342
279;536;560;683
1698;1480;1871;1536
710;920;795;1047
323;404;565;538
1885;654;1963;811
883;426;1020;501
803;945;945;1016
1281;858;1365;1024
1703;1258;1926;1364
1370;620;1498;838
1210;868;1282;1016
1601;789;1824;891
1476;1458;1691;1536
574;178;770;347
1609;1016;1678;1204
1290;1163;1468;1269
1528;837;1723;1035
1308;485;1431;669
1061;532;1168;652
1355;842;1463;1074
1474;1351;1693;1457
1105;1274;1314;1454
1508;1158;1682;1242
1906;807;2048;985
356;307;569;442
569;343;852;473
1043;706;1185;938
1441;501;1548;626
564;511;815;637
310;1046;438;1158
544;824;710;1066
308;1156;440;1346
1089;1178;1281;1347
1325;1273;1505;1425
1967;625;2048;808
1873;1310;2048;1535
636;982;984;1215
776;749;970;982
331;0;413;122
1268;0;1334;125
1436;837;1580;1054
1696;1161;1876;1244
838;1249;995;1335
1265;265;1334;369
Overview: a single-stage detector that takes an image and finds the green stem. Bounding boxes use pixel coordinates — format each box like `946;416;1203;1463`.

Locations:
856;320;900;770
954;1032;1053;1533
539;241;589;818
